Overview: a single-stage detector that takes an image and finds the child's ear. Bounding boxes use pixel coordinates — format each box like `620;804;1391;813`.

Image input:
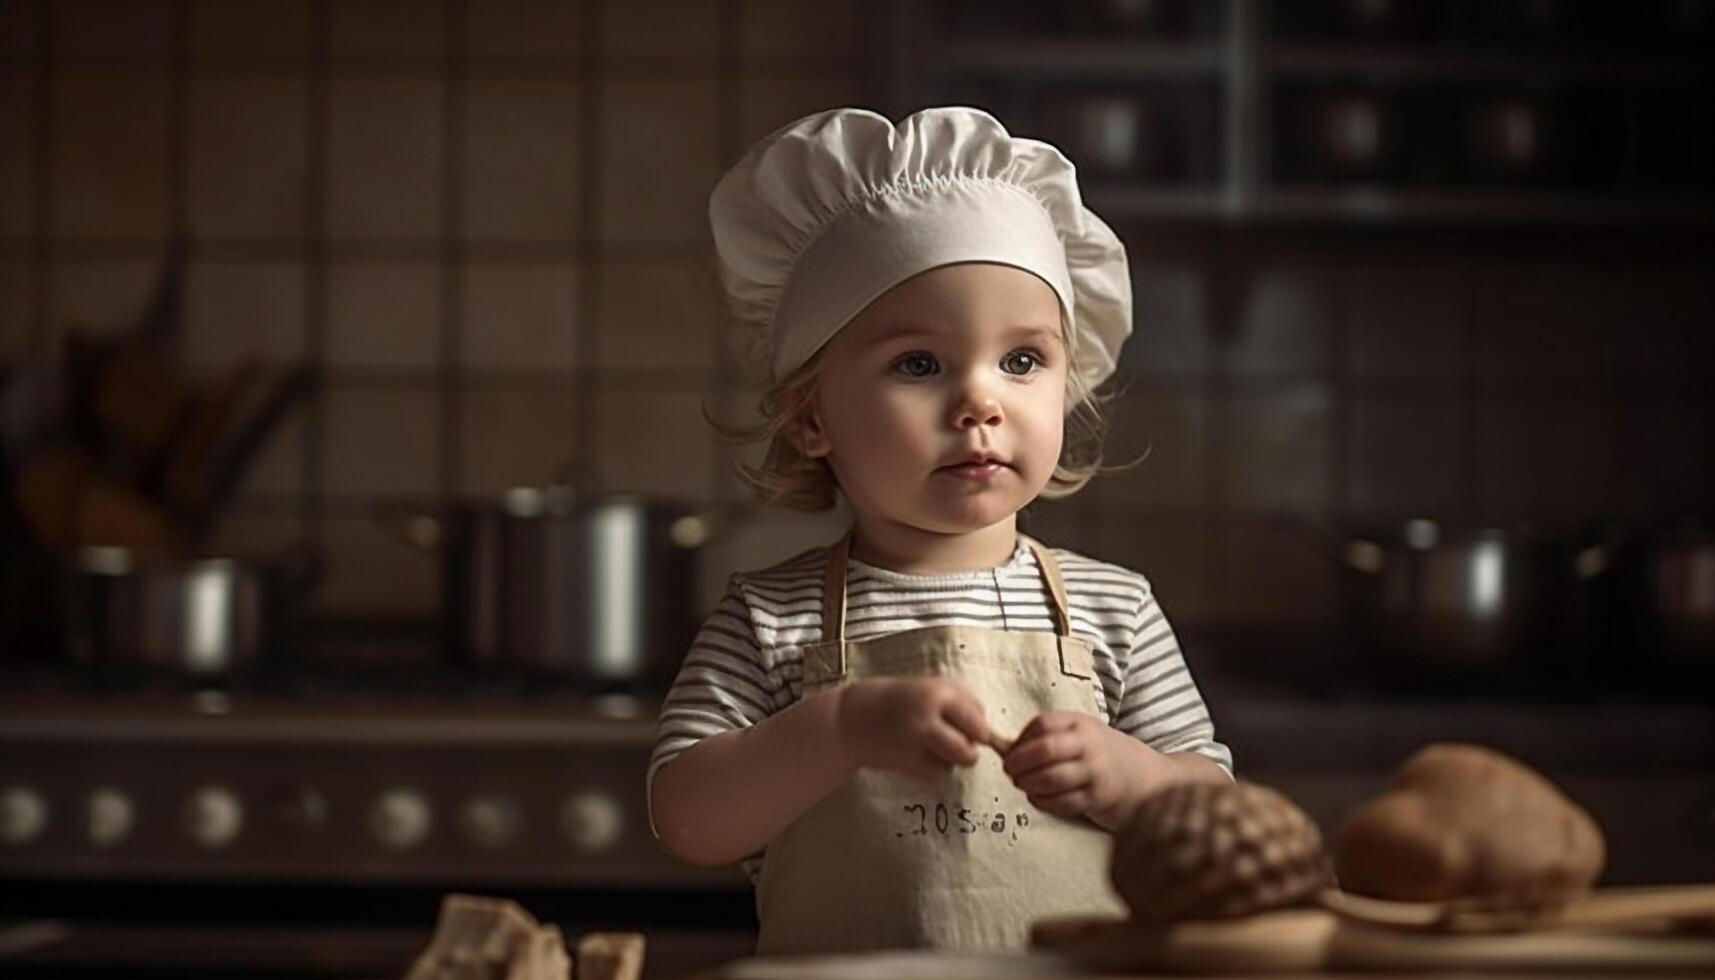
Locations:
787;408;832;459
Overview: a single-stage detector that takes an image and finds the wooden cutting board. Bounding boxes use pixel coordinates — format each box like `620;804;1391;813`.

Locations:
718;908;1715;978
1049;908;1715;974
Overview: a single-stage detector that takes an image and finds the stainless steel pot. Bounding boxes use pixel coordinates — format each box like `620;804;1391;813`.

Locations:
59;543;321;681
1336;519;1548;685
377;488;738;690
1637;522;1715;679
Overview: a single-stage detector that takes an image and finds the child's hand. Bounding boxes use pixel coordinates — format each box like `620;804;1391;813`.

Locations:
1001;711;1169;830
835;678;992;784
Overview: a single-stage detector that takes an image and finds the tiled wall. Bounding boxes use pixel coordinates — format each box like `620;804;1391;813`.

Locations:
3;1;1712;639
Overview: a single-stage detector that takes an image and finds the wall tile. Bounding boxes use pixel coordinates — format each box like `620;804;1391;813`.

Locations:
1477;398;1622;526
463;79;581;242
1226;266;1330;377
0;262;33;357
1621;399;1715;517
327;77;443;240
459;384;579;493
1101;385;1206;509
188;77;308;240
595;381;716;498
465;0;582;62
327;259;439;368
226;401;306;499
603;0;719;61
190;0;310;61
1018;493;1108;562
596;255;719;370
48;258;158;337
696;505;850;612
0;77;33;238
741;0;860;60
330;0;444;61
1347;264;1467;382
314;514;438;615
1472;268;1618;386
1618;269;1715;383
52;0;169;62
600;78;720;244
1120;263;1209;378
51;76;170;240
1098;513;1209;623
1345;394;1465;518
322;385;440;497
461;261;579;369
0;0;37;59
186;258;306;368
1222;384;1332;513
736;73;867;150
1212;520;1338;623
206;508;309;562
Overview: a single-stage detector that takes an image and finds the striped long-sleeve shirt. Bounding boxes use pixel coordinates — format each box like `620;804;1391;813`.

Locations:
648;535;1234;877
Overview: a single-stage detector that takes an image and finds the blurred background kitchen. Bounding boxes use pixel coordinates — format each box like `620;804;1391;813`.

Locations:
0;0;1711;976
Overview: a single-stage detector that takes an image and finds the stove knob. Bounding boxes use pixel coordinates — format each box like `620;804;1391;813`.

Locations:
370;789;432;850
0;785;48;846
559;790;623;854
186;786;244;849
272;786;329;836
87;788;134;848
459;795;521;850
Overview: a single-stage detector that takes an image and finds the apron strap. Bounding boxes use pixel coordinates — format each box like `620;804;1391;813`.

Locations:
819;530;1075;642
821;530;854;643
1021;536;1075;639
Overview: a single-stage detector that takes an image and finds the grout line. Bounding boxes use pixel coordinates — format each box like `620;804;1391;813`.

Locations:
303;0;330;544
438;0;465;499
27;0;51;354
573;0;604;491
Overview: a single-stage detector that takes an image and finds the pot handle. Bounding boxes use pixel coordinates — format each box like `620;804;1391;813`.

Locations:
668;502;758;550
372;500;443;551
1269;513;1386;574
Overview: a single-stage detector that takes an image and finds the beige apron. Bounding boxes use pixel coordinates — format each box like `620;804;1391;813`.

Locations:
754;531;1127;955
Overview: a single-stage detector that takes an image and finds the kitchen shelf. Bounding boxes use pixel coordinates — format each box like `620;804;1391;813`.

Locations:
884;0;1714;225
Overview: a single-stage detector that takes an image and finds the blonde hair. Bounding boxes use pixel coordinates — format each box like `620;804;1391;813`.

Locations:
706;310;1118;512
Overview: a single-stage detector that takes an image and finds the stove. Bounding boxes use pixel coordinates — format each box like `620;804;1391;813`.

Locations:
0;680;756;977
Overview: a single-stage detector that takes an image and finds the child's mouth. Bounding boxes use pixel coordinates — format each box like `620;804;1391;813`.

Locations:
940;462;1006;480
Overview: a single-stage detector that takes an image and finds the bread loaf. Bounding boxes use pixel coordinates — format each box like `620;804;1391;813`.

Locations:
1333;742;1605;904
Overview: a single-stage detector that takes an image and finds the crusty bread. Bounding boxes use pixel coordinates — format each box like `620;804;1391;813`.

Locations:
1334;743;1605;904
404;894;569;980
575;932;646;980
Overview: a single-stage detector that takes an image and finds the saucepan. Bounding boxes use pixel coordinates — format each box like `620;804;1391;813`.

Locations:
58;541;323;683
1284;518;1571;691
375;486;748;691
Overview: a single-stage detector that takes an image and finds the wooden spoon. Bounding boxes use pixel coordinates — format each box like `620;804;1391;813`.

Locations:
1317;883;1715;934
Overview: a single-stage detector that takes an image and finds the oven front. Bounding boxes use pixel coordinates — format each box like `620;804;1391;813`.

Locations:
0;697;756;978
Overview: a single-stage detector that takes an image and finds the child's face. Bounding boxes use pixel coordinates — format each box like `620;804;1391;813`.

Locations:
796;262;1068;539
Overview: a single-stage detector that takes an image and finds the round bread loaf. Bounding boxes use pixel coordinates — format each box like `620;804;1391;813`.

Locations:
1333;742;1606;903
1111;781;1335;926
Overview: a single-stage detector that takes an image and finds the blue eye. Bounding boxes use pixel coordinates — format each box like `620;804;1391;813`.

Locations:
894;352;938;377
1002;350;1042;375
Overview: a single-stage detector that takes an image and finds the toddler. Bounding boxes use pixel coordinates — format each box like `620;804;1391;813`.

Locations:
648;107;1233;955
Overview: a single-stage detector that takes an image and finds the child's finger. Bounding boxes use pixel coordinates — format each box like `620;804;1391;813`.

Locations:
1002;729;1085;776
1010;760;1089;797
939;695;991;748
1011;711;1079;747
922;720;981;767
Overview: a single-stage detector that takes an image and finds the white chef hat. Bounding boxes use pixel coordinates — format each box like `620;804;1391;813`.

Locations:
709;106;1132;397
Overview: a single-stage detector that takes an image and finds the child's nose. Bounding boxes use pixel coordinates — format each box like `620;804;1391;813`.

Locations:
950;385;1004;429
